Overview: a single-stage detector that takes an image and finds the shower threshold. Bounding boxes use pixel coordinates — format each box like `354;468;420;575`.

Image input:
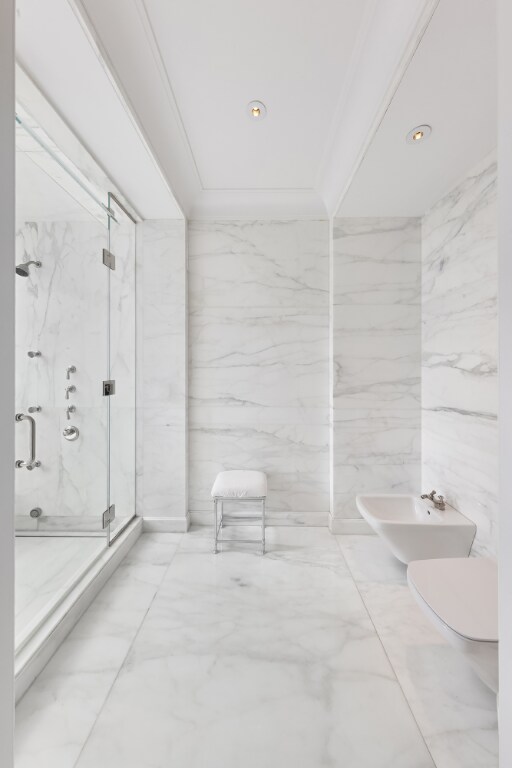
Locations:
15;516;142;702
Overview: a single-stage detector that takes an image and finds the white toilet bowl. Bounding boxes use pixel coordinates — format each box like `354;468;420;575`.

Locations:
408;557;498;693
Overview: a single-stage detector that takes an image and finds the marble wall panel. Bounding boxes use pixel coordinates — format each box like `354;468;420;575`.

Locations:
136;220;187;528
15;219;111;529
188;220;330;524
422;154;498;555
332;218;422;521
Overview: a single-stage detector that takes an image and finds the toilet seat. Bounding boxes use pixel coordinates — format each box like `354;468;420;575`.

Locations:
407;557;498;643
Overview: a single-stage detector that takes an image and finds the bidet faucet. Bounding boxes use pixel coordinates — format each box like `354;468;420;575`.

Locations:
420;490;446;510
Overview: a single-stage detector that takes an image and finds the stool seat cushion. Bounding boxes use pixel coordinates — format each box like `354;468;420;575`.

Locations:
211;470;267;499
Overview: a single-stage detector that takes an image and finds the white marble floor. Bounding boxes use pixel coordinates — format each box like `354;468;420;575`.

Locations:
15;536;105;646
14;528;498;768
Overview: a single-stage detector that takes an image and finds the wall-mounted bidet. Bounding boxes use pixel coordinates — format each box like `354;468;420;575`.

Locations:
408;557;498;693
356;494;476;564
16;260;41;277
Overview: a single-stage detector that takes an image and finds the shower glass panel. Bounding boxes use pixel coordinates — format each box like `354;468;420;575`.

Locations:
106;194;136;542
14;115;111;650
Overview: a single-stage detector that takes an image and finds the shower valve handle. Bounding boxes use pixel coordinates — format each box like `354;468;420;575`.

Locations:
65;385;76;400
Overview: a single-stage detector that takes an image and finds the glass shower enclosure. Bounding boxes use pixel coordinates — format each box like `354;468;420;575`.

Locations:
14;111;136;654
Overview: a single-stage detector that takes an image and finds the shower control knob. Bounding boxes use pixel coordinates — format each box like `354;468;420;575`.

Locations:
27;351;41;358
66;365;77;380
63;426;80;441
65;385;76;400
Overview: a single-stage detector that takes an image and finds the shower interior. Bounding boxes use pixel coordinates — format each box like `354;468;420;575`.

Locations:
14;108;136;659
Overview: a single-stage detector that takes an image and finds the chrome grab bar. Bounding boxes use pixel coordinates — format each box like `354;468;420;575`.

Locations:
15;413;41;470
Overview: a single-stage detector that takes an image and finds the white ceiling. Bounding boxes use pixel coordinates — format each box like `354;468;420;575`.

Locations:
143;0;368;191
14;0;495;220
338;0;497;217
75;0;437;218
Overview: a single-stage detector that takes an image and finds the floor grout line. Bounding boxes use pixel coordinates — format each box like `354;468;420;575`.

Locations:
71;533;184;768
332;534;438;768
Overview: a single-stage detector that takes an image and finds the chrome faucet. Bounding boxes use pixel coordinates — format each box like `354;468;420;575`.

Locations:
66;405;76;420
65;385;76;400
420;490;446;510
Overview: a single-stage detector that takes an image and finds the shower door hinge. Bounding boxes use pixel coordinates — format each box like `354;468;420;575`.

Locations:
103;379;116;396
102;504;116;529
102;248;116;270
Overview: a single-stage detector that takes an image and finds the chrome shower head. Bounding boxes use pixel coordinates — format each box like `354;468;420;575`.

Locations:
16;260;41;277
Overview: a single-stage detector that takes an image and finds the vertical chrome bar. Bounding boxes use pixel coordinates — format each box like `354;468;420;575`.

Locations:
261;498;266;554
213;498;218;554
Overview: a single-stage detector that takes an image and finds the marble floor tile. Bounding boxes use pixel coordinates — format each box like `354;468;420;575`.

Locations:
73;527;433;768
14;534;182;768
337;535;499;768
18;529;496;768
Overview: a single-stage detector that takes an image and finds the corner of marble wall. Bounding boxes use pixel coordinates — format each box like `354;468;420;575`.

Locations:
136;219;188;527
421;152;498;556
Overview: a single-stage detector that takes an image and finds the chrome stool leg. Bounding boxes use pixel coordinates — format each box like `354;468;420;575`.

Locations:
261;498;266;554
213;498;218;554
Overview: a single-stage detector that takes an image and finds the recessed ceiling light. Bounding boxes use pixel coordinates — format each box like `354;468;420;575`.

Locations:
248;101;267;120
406;124;432;144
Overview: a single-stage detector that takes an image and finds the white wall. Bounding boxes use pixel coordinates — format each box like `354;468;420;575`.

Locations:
422;154;498;555
498;0;512;758
188;220;330;524
331;218;422;529
136;219;188;531
0;0;15;763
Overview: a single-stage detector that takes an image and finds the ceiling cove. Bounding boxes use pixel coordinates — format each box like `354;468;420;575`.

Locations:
73;0;438;218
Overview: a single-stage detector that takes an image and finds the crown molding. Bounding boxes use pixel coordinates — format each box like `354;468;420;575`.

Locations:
71;0;439;223
70;0;193;217
316;0;440;217
190;188;327;220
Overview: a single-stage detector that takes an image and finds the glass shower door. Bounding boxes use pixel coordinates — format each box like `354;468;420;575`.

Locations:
106;193;136;542
15;115;111;649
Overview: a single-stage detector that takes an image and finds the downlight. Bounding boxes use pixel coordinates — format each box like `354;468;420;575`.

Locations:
247;101;267;120
406;124;432;144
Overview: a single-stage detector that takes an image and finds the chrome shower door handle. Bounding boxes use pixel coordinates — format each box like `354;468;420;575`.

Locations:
15;413;41;470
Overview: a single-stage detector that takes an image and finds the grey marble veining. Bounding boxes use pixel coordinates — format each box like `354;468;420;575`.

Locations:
332;218;422;520
188;220;330;524
14;529;435;768
422;154;498;555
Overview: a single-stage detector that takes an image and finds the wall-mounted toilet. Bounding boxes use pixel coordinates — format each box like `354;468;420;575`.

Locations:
408;557;498;693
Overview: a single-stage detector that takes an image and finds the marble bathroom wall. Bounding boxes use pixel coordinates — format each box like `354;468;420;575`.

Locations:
331;218;422;528
15;211;137;532
188;220;330;524
422;153;498;556
136;219;188;530
15;218;111;530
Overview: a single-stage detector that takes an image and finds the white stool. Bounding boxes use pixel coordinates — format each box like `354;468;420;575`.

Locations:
211;470;267;554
